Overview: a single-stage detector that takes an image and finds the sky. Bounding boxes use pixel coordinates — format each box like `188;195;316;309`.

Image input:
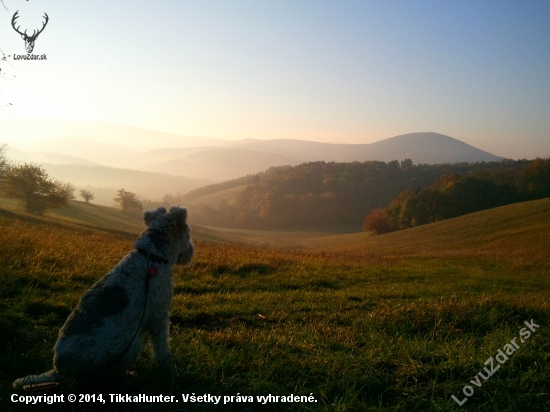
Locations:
0;0;549;158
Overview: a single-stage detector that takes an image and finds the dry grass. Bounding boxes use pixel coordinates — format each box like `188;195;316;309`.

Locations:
1;204;549;411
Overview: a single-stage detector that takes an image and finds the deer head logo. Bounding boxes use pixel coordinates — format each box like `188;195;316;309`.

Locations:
11;11;49;54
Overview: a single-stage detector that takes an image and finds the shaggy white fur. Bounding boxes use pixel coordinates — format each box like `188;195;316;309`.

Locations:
13;206;194;389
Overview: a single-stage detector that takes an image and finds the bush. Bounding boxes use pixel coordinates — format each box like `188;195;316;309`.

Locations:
362;208;395;234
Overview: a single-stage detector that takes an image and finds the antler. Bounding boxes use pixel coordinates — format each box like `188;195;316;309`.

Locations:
32;13;49;39
11;11;27;37
11;11;49;40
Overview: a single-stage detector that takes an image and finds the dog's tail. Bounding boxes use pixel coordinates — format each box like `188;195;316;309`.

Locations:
13;370;60;389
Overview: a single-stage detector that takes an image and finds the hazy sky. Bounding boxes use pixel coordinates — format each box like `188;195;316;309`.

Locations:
0;1;549;158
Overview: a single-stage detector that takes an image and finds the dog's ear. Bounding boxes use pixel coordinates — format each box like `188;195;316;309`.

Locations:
143;206;167;226
168;206;188;224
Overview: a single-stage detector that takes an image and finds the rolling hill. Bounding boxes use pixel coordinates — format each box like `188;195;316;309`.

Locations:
213;198;550;266
184;185;249;208
307;198;550;259
27;163;211;207
2;194;547;269
0;197;242;244
143;148;300;180
2;189;549;411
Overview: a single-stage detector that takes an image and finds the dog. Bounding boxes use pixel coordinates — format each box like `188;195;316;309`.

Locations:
13;205;194;389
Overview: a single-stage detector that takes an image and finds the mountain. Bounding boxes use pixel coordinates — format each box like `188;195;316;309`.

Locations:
5;119;503;175
143;148;300;180
363;132;502;164
5;146;101;166
141;132;502;180
232;132;502;164
2;119;225;152
4;121;505;201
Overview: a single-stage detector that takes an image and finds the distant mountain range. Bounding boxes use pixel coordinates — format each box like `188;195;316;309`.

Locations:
135;132;503;179
4;121;504;203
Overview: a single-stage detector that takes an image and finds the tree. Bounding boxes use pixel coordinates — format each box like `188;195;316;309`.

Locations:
1;163;75;215
79;189;95;203
416;187;445;222
400;158;414;172
363;208;395;234
114;188;142;214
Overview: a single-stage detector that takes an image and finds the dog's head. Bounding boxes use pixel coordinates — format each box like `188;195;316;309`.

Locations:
135;205;194;265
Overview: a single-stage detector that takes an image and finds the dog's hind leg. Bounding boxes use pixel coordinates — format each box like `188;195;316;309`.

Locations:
109;334;144;375
13;369;60;389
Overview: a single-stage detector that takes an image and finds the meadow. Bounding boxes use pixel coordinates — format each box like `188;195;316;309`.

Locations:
1;200;549;411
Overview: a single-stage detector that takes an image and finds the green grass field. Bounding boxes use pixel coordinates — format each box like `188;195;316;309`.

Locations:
1;199;549;411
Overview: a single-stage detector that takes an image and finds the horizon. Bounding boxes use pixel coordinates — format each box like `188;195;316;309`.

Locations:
0;118;544;161
0;1;549;159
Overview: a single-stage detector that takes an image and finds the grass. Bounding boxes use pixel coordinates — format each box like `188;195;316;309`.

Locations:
304;198;550;262
185;185;248;208
209;198;550;270
0;197;243;244
1;201;549;411
200;226;347;249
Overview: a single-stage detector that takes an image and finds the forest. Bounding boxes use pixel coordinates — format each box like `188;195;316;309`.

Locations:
363;157;550;234
165;158;546;230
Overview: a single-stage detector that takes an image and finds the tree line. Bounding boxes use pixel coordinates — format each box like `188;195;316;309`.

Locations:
176;159;534;230
363;157;550;234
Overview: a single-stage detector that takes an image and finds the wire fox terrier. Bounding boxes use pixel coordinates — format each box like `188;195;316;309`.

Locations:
13;206;194;389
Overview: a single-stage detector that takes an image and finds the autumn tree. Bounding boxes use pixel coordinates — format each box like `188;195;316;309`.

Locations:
114;188;142;214
362;208;394;234
79;189;95;203
1;163;75;215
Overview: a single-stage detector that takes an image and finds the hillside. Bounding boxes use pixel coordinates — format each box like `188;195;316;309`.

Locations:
181;159;530;230
0;198;241;244
37;164;211;206
1;187;549;412
185;185;249;208
303;198;550;264
143;148;299;181
202;198;550;268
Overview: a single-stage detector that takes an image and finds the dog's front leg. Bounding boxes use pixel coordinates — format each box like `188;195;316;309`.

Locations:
148;312;174;370
147;312;176;387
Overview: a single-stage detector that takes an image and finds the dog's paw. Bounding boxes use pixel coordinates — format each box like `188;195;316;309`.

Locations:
158;356;177;385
